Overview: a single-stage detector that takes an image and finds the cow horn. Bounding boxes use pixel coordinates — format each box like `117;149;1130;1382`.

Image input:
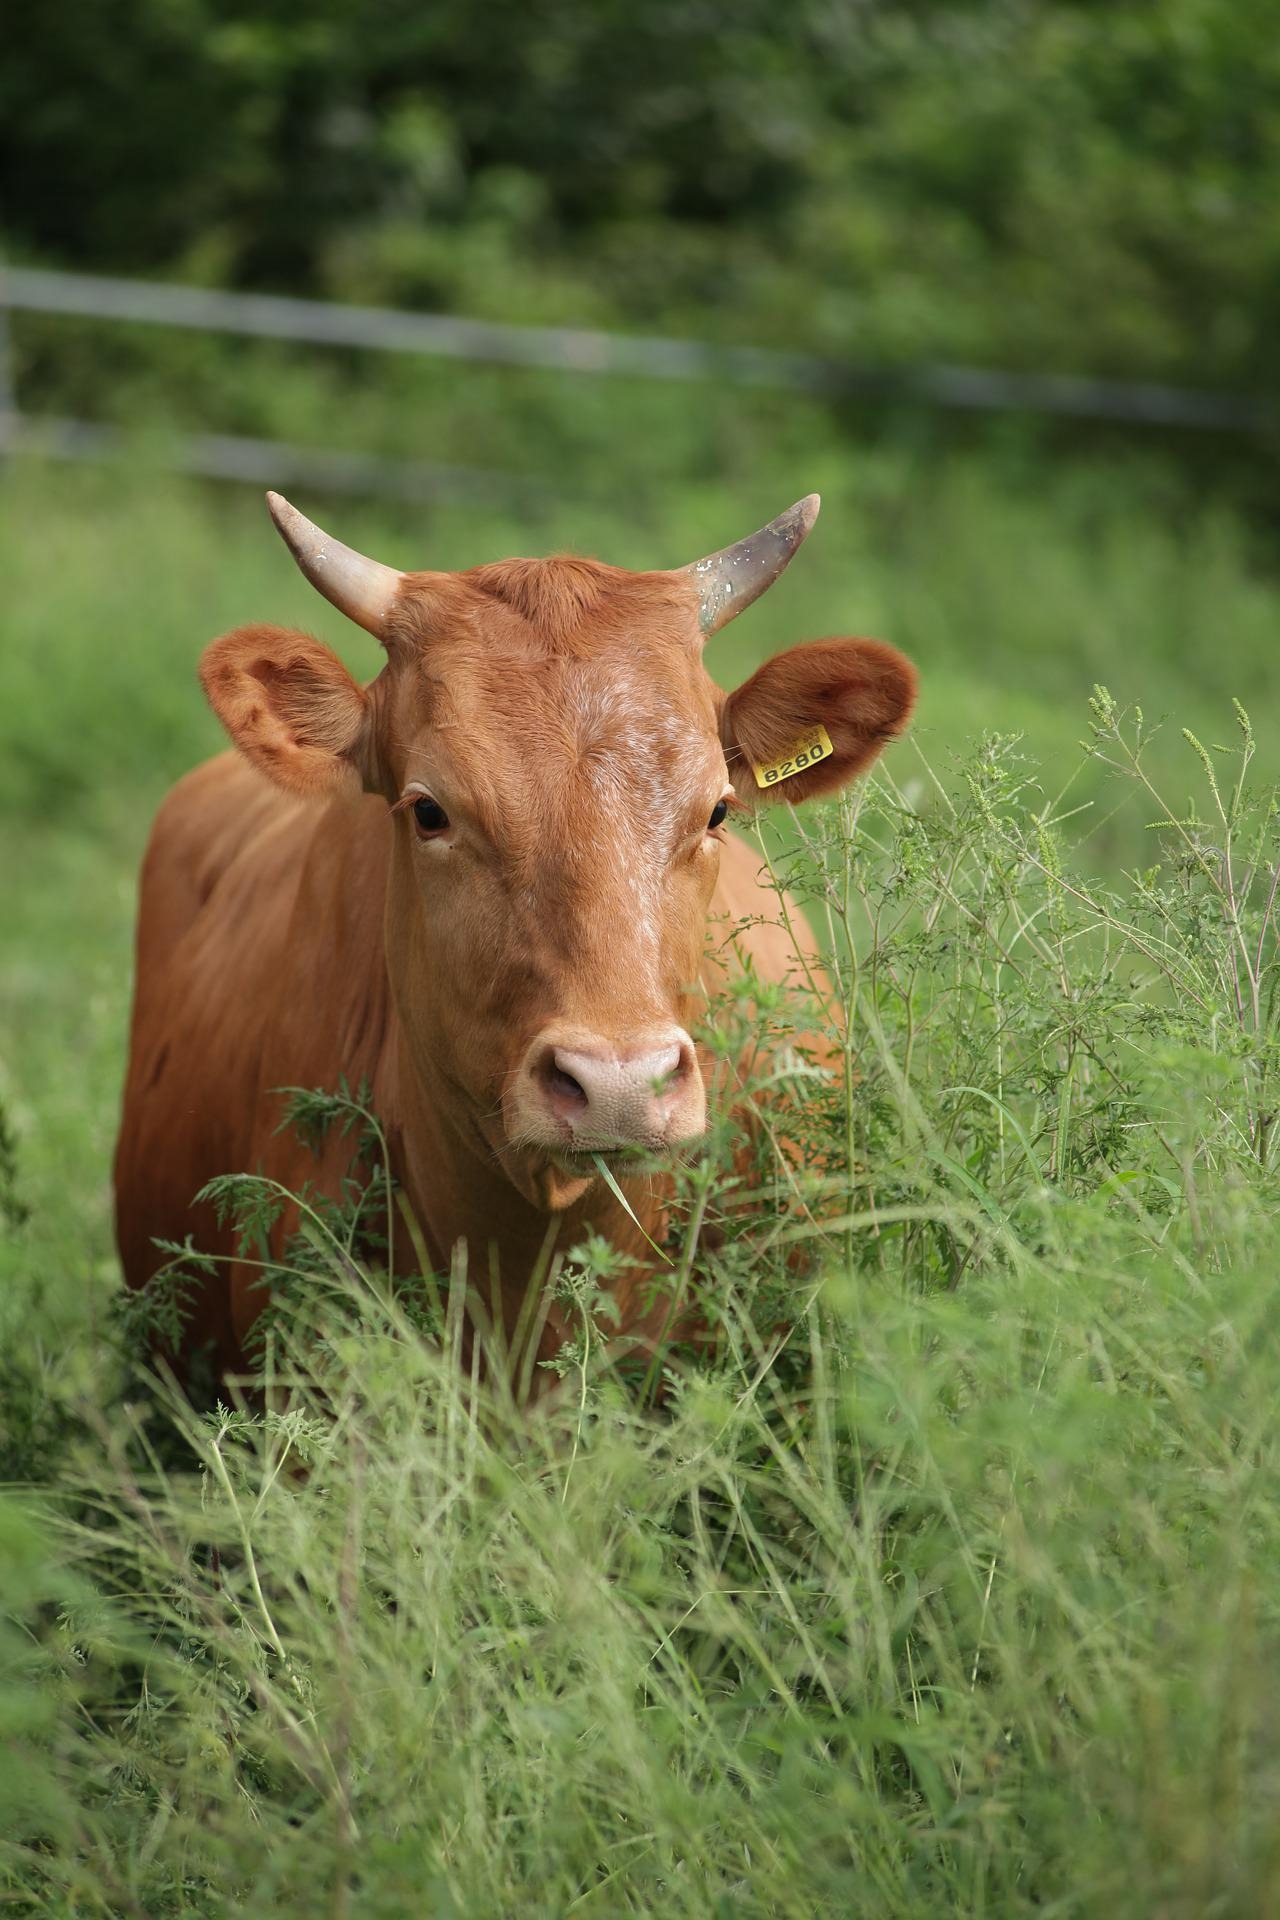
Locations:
683;494;821;637
266;492;405;641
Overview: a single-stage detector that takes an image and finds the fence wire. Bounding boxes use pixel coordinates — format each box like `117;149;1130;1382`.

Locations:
0;264;1266;499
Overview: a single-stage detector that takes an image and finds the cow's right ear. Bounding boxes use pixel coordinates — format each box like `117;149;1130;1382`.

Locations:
200;625;372;797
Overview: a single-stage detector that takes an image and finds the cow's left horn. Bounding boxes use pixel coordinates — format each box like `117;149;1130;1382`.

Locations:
266;492;405;641
683;494;821;637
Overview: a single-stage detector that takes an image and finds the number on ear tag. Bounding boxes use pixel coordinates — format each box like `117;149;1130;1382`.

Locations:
752;723;834;790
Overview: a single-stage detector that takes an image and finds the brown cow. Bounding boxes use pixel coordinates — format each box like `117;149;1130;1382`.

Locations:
114;493;916;1382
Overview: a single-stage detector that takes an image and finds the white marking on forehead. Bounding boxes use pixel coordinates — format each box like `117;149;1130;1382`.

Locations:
566;665;719;809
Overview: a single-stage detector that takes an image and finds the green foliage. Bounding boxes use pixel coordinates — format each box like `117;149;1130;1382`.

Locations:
4;712;1280;1914
0;1094;26;1232
4;0;1279;409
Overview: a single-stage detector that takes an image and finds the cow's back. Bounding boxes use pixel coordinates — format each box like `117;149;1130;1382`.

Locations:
114;754;392;1371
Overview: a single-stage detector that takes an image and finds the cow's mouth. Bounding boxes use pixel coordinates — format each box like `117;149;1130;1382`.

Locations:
506;1140;674;1215
548;1143;660;1178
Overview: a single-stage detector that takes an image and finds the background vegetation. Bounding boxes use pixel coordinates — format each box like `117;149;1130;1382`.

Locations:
4;1;1280;1911
6;0;1280;402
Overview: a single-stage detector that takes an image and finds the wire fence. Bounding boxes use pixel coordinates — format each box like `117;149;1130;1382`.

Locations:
3;412;524;503
0;264;1266;499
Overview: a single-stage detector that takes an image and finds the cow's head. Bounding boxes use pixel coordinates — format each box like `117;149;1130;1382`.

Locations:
201;495;916;1208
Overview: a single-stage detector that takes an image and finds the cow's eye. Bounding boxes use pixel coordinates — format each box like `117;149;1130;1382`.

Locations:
708;799;729;831
413;795;450;836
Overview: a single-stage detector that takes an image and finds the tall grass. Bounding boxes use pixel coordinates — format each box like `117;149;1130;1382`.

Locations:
3;704;1279;1916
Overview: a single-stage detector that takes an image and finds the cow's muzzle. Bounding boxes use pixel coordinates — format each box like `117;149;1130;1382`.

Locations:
511;1024;706;1155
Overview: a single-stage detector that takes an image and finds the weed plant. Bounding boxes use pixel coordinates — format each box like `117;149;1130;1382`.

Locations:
3;708;1280;1917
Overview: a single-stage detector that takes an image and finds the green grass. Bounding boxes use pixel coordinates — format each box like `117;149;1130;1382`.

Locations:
3;450;1280;1914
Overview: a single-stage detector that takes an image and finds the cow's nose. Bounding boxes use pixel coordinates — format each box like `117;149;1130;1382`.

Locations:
525;1028;705;1149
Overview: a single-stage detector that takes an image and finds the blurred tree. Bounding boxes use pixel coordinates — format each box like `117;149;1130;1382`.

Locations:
2;0;1277;397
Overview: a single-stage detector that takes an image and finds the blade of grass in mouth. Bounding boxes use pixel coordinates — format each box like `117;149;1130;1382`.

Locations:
591;1153;673;1266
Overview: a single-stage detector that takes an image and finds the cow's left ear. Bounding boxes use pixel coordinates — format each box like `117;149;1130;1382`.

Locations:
200;624;373;797
720;638;917;806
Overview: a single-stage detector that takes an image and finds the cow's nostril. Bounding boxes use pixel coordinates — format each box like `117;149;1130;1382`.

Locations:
546;1062;588;1107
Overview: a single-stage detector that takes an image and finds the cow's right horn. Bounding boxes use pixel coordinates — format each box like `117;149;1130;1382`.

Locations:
266;492;404;641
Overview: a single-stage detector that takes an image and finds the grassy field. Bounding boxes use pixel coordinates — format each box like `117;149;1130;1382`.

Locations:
3;448;1280;1914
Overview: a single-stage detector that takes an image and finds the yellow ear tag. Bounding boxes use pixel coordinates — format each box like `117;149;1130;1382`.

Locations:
752;723;834;790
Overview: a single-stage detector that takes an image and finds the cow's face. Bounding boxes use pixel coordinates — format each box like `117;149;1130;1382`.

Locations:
202;498;916;1208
